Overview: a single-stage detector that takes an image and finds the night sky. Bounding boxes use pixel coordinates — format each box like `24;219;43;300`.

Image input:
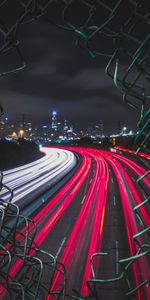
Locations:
0;2;141;134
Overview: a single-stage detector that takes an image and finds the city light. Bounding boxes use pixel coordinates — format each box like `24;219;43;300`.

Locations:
18;129;25;138
0;111;137;147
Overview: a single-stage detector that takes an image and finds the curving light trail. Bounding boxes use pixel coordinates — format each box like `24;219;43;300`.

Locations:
100;151;150;300
0;147;149;300
0;148;92;298
106;151;150;185
1;147;77;204
100;150;150;225
114;146;150;160
46;148;109;298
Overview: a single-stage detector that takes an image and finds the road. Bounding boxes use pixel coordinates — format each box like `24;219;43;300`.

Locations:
0;147;149;300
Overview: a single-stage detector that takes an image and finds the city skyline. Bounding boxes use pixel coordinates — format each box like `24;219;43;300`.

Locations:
0;109;135;145
1;109;133;136
0;15;140;134
2;108;137;135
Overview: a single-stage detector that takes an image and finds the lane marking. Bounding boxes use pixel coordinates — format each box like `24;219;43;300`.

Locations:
115;240;119;274
113;195;116;206
81;194;86;205
111;177;114;184
55;237;66;259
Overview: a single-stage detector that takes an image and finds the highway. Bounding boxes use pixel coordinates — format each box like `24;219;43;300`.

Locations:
1;147;77;209
0;147;149;300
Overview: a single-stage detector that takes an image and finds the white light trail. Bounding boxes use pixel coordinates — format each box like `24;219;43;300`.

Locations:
1;147;77;204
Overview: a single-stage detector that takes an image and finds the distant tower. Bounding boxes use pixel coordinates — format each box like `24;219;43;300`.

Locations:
63;119;69;133
95;120;104;137
51;111;58;132
22;114;25;131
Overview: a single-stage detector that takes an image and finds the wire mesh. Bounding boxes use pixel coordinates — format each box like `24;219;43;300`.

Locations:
0;0;149;299
0;113;66;297
0;175;67;299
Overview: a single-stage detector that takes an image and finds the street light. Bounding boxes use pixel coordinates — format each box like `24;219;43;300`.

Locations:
18;129;25;139
122;126;127;135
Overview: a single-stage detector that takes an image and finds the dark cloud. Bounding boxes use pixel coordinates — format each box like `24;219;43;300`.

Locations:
0;16;140;133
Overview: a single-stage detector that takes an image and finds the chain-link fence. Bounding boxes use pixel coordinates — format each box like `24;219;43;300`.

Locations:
0;0;149;299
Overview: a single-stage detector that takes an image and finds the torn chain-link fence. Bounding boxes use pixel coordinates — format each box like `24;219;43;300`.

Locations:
0;0;149;299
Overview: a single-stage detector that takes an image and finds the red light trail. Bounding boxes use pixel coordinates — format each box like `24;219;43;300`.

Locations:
1;147;149;300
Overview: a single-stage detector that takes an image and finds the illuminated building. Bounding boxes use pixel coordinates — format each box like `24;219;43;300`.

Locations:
0;121;5;137
51;111;58;132
0;117;16;138
63;119;69;133
95;120;104;138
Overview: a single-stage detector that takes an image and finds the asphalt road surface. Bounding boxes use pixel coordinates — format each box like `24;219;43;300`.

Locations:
0;147;149;300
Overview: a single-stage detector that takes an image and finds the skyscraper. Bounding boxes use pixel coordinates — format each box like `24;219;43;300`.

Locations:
95;120;104;138
51;111;58;132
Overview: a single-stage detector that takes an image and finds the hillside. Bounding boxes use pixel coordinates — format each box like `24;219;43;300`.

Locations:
0;139;44;170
